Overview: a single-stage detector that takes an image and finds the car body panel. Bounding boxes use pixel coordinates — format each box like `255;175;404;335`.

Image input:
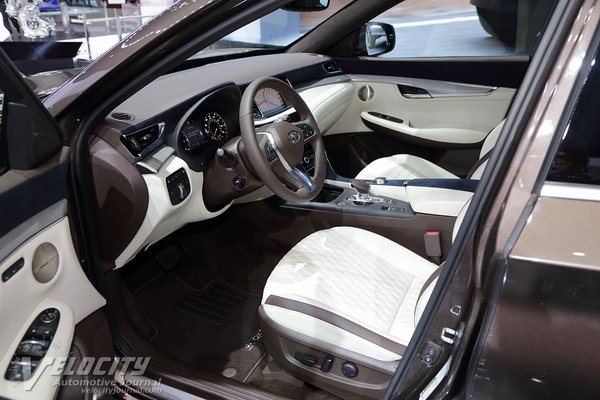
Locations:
463;0;599;398
469;196;600;399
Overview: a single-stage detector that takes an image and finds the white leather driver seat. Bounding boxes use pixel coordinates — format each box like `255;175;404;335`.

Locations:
259;200;472;399
356;120;505;181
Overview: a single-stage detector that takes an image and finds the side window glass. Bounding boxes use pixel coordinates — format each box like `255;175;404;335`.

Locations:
371;0;557;58
547;49;600;185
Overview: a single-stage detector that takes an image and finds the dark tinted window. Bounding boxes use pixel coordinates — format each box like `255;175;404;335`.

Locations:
0;90;5;176
548;50;600;185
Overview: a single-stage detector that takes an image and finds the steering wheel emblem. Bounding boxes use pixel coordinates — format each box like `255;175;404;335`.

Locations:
288;130;301;144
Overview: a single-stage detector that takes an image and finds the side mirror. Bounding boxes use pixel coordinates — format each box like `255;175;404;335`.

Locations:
360;22;395;56
282;0;329;12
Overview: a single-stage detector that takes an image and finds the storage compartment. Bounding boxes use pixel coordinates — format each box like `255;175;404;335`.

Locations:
312;186;344;203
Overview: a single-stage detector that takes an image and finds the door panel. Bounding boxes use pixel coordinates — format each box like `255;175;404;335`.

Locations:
0;49;106;399
0;218;105;398
323;75;514;177
326;78;514;139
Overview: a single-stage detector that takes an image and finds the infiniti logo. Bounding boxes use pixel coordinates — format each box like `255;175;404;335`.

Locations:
288;131;301;144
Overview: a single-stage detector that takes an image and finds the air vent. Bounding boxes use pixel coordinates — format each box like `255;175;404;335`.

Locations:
111;112;134;121
121;123;164;156
322;61;341;73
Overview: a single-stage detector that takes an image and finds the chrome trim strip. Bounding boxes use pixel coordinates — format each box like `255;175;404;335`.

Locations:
541;181;600;202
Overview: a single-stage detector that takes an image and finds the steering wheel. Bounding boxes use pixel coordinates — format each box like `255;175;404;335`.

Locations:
239;77;326;203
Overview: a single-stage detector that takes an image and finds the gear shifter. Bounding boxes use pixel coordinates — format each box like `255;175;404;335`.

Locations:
350;179;373;205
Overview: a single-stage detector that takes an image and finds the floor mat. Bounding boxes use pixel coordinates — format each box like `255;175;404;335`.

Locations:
176;280;249;325
129;266;265;380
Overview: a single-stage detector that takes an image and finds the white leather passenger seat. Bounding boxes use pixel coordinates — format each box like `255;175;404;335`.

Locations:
259;199;473;398
261;199;472;369
356;120;505;181
262;226;439;362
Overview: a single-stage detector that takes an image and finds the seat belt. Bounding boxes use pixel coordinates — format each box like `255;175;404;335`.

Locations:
466;150;492;179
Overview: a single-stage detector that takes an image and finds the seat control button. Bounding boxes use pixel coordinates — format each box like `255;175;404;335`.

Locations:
320;356;334;372
294;352;317;367
341;362;358;378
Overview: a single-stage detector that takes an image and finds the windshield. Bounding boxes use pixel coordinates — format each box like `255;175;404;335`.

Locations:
196;0;354;56
23;0;354;98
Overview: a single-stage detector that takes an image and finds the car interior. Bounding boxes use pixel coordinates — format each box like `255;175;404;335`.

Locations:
0;0;561;399
74;1;562;398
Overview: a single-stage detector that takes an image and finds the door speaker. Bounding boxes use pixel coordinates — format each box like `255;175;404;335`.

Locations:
32;243;59;283
358;85;374;102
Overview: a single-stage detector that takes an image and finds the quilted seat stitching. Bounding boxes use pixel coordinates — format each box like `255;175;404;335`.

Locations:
268;228;426;336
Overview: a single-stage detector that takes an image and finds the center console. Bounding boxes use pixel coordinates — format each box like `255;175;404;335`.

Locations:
283;162;477;220
283;185;414;219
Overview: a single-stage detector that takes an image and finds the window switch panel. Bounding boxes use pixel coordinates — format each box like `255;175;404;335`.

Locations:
5;308;60;381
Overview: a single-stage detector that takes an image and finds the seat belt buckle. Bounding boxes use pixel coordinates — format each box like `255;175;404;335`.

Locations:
424;231;442;264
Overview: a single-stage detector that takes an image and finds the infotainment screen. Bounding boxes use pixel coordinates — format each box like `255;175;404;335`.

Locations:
255;88;286;116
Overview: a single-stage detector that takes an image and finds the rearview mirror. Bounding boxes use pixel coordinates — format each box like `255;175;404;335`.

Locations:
282;0;329;12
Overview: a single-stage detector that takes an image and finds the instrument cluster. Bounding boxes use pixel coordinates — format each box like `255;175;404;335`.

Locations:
180;111;229;152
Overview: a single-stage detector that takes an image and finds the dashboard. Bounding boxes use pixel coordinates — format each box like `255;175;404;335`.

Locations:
92;53;350;268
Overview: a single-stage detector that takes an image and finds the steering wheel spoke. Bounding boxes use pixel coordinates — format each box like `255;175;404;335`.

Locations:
257;131;279;164
260;133;315;191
